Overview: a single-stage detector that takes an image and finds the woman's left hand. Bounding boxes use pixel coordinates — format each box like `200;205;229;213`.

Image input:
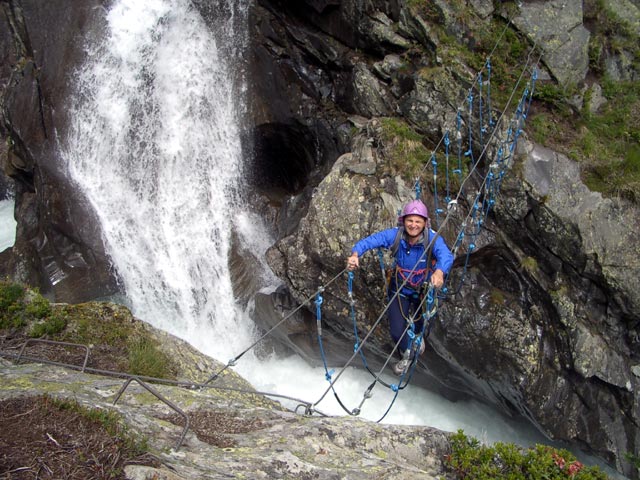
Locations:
347;252;359;271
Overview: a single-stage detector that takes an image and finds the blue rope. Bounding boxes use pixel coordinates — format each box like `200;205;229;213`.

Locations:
486;58;494;128
314;290;334;382
465;91;474;162
377;286;436;423
478;72;485;146
312;66;539;417
444;132;451;203
431;153;443;226
348;272;370;370
455;109;463;181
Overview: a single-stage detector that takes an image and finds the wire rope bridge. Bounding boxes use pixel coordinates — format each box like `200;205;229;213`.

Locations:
0;24;542;451
203;35;542;421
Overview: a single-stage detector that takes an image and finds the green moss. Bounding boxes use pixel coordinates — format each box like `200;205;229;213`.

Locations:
489;288;505;306
378;117;469;192
579;79;640;202
528;76;640;203
532;84;578;115
406;0;443;23
62;304;132;346
379;117;430;178
1;280;179;381
588;0;640;68
24;292;51;319
520;256;538;276
529;113;561;146
0;280;25;310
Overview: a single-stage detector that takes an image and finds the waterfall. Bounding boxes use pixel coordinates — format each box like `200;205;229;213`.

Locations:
0;199;16;252
63;0;254;360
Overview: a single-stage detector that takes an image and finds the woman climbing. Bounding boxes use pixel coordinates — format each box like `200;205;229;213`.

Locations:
346;199;454;375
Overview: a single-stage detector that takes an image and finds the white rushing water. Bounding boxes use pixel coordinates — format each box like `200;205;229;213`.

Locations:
59;1;624;475
0;198;16;252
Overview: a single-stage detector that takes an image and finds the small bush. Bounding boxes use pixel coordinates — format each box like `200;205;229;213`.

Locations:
445;430;609;479
25;291;52;319
128;336;174;379
0;281;27;329
29;314;67;338
0;280;25;310
625;452;640;470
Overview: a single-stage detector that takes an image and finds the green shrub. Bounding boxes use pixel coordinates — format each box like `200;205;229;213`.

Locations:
445;430;609;479
0;280;67;337
25;292;52;319
625;452;640;470
0;281;27;329
29;314;67;338
0;280;25;310
127;336;174;379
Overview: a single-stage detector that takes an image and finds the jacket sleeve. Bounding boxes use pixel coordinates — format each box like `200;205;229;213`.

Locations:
430;230;454;274
351;228;398;256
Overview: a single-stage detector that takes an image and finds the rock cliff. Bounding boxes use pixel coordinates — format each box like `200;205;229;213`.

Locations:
1;0;639;478
248;0;640;477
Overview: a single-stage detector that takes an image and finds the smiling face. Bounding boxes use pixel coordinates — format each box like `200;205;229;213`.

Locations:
403;214;427;240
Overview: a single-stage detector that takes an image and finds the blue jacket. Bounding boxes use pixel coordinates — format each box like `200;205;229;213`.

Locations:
352;227;454;295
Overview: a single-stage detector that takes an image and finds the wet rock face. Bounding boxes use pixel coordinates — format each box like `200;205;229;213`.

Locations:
249;0;640;470
0;0;118;302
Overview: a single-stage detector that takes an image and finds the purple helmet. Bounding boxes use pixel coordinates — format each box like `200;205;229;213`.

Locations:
398;199;429;223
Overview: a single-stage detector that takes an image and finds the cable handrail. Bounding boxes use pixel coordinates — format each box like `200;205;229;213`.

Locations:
0;347;320;415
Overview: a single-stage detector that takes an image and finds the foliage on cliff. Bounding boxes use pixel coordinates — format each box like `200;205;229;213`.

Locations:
445;430;609;480
0;279;175;379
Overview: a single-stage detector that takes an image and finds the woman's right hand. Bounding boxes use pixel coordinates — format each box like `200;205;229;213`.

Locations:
347;252;359;271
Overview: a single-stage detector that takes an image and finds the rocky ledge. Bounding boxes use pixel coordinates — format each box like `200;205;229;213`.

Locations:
0;320;451;480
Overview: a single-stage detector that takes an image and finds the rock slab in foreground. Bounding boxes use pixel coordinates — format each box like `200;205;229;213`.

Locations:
0;360;452;479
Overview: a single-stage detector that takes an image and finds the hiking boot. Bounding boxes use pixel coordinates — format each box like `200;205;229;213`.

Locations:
417;340;425;356
392;357;410;376
393;349;412;375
